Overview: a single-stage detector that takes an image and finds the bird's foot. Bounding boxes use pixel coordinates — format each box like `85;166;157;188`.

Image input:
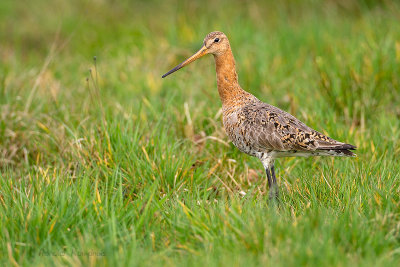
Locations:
268;186;279;202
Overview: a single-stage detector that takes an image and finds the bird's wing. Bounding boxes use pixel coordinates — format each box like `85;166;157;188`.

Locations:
239;102;355;153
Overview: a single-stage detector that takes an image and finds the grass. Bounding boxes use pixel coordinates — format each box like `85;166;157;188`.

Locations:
1;0;400;266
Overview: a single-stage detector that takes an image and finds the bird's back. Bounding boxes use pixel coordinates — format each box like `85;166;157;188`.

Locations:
222;94;356;158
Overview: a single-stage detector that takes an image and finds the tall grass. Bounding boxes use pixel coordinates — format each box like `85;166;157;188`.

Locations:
1;0;400;266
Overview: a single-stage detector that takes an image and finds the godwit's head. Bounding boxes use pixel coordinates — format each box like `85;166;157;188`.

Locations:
162;31;229;78
202;31;230;56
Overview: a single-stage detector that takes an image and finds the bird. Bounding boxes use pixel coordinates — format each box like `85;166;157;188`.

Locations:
162;31;356;199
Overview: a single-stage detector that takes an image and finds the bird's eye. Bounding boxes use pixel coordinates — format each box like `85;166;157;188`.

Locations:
214;38;220;43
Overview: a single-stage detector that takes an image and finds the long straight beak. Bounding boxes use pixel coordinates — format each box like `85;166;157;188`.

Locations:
162;45;208;78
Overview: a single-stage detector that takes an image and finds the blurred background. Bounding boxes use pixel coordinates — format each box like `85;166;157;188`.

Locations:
1;0;400;266
1;0;399;169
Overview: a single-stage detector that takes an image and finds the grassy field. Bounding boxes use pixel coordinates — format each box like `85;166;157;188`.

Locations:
1;0;400;266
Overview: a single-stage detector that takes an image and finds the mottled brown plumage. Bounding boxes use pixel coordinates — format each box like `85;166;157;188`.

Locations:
162;31;356;199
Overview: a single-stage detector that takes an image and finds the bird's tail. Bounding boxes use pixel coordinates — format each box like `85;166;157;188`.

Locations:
317;143;357;157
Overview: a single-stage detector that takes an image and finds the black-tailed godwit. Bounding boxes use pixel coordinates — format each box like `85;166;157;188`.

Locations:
162;31;356;199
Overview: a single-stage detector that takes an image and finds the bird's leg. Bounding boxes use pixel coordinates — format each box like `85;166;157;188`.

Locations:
269;165;279;199
266;166;273;188
265;166;278;200
261;157;279;200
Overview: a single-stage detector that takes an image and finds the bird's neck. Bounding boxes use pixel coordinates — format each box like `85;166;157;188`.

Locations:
214;47;247;106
